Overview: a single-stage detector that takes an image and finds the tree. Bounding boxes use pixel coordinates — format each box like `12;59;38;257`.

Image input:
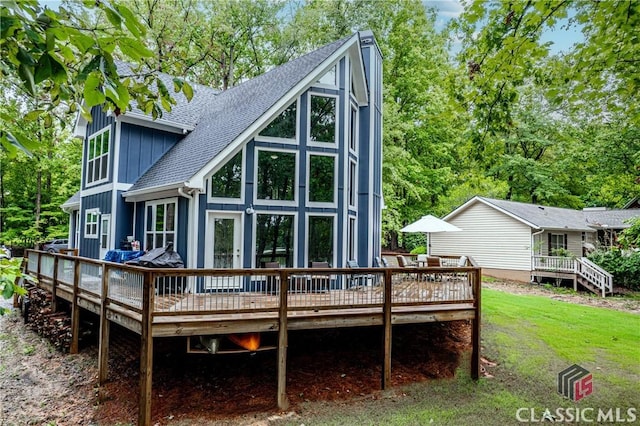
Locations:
1;0;193;155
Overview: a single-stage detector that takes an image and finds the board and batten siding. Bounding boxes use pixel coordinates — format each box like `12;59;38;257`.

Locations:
430;201;533;271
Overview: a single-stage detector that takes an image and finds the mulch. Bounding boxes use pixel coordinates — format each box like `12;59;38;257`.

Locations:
94;321;471;424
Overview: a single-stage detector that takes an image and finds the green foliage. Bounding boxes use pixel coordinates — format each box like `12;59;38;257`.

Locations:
409;245;426;255
588;249;640;291
0;0;193;156
0;250;30;315
618;217;640;250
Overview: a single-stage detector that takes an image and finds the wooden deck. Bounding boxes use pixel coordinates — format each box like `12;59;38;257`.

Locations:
21;250;481;426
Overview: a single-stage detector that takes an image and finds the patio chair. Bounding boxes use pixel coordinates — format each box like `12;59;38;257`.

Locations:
310;261;330;292
346;259;373;289
396;255;416;268
263;262;280;294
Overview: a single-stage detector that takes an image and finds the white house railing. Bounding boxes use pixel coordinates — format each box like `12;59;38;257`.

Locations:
532;255;575;273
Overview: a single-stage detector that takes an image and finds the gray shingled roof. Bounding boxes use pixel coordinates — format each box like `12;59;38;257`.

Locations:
128;35;353;192
479;197;594;231
61;190;80;209
115;61;219;129
584;209;640;229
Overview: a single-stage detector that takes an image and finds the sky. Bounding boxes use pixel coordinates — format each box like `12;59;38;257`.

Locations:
425;0;583;55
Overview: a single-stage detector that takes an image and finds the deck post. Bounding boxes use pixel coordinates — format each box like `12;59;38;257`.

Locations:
139;270;155;426
98;264;111;384
277;270;289;410
69;257;81;354
51;255;58;312
382;268;393;389
471;268;482;380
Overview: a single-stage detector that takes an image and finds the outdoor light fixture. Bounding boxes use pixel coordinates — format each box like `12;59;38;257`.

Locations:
245;205;255;215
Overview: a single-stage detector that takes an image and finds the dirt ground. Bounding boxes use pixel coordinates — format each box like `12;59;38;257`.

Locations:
0;280;638;425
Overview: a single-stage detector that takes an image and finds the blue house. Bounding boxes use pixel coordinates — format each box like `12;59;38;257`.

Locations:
63;31;383;285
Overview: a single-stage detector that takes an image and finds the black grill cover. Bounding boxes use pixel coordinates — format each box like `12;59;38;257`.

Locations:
127;243;184;268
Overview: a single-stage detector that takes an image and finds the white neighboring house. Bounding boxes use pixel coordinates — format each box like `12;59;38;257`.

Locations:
430;196;639;288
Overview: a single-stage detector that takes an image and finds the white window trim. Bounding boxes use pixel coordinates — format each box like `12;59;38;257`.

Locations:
305;213;337;268
312;63;339;90
349;102;359;154
206;146;246;204
307;92;340;147
144;198;178;251
84;208;100;239
254;98;300;145
348;215;357;262
348;159;358;209
306;152;338;208
85;126;111;187
254;147;298;207
252;211;297;268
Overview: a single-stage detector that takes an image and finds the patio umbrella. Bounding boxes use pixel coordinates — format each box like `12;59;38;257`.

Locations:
400;215;462;255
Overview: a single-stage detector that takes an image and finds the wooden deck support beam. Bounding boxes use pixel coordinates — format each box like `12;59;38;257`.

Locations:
277;270;290;410
382;269;393;389
471;268;482;380
69;258;81;354
98;265;111;384
51;255;58;312
139;271;155;426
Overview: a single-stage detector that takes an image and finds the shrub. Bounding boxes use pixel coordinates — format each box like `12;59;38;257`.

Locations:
588;249;640;291
410;246;426;255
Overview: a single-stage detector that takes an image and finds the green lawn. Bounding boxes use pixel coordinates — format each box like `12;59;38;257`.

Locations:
276;289;640;425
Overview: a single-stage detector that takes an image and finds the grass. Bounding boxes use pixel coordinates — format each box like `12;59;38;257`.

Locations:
275;289;640;425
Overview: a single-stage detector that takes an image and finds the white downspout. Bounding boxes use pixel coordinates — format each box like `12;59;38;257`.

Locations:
531;228;545;277
178;186;199;292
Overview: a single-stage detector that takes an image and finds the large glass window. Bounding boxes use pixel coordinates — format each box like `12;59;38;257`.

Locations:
210;151;242;199
549;233;567;254
256;214;294;267
84;210;99;238
349;160;357;207
348;216;356;261
259;101;297;140
350;104;358;151
257;150;296;201
145;199;177;250
308;216;334;266
317;65;336;86
86;127;110;185
310;95;336;144
308;154;335;203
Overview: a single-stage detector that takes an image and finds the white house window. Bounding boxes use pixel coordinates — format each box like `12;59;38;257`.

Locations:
86;127;110;185
349;160;357;207
210;151;243;199
145;199;177;250
74;211;80;248
549;233;567;254
350;104;358;151
316;65;336;86
84;209;99;239
256;213;294;267
309;94;337;144
256;150;296;201
259;101;297;140
307;215;334;266
308;154;335;204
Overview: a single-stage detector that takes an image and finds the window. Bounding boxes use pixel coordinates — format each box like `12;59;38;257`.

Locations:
210;151;243;199
256;214;294;267
85;209;99;238
348;217;356;261
86;127;110;185
317;65;336;86
349;160;357;207
309;94;337;144
549;233;567;254
349;104;358;151
74;211;80;248
308;216;334;266
259;101;297;140
256;150;296;201
308;154;335;204
145;199;177;250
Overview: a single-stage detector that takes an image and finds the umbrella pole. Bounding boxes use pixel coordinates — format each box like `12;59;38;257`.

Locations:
427;232;430;256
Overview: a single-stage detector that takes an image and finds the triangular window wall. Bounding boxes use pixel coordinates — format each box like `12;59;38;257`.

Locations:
259;101;297;140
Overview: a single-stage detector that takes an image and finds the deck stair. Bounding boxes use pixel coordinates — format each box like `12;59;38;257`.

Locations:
531;256;613;297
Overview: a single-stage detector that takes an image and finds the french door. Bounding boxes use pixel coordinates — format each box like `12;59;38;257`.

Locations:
205;212;242;289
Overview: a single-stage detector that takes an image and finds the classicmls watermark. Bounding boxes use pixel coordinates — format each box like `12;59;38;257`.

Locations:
515;365;637;423
558;364;593;401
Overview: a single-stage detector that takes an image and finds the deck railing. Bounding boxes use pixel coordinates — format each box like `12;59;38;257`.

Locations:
23;250;480;320
531;255;575;273
575;257;613;297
